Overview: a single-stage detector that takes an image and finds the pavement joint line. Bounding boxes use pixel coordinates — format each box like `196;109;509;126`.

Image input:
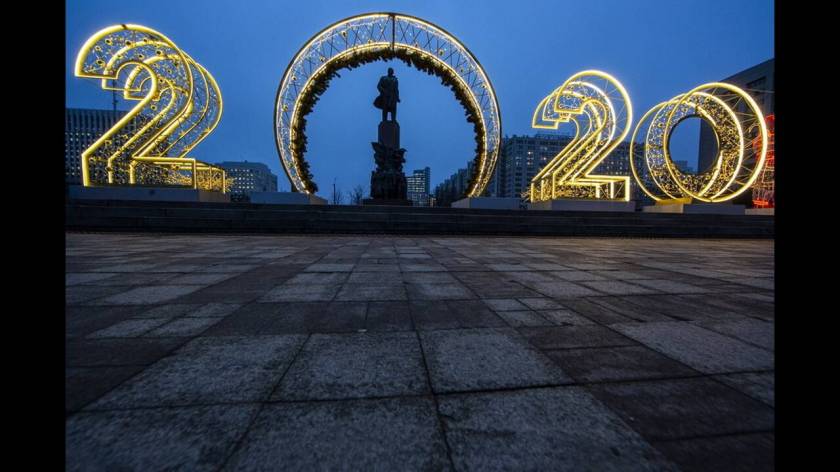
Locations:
414;329;457;469
216;333;313;471
65;335;195;413
649;428;776;444
574;369;775;387
564;310;776;447
69;285;769;304
686;323;775;353
68;365;775;417
591;320;777;398
644;427;777;444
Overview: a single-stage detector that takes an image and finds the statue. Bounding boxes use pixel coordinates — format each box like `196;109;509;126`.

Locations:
364;67;410;205
373;67;400;122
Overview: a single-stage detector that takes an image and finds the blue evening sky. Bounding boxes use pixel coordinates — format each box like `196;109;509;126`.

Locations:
66;0;774;197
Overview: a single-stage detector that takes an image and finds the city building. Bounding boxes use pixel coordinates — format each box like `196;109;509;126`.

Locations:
65;108;130;184
697;58;774;175
406;167;431;207
673;160;693;174
433;161;475;207
217;161;278;202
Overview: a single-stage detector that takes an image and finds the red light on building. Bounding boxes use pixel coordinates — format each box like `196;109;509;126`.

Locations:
752;114;774;208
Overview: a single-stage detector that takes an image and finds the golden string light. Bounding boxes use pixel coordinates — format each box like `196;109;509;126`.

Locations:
630;82;768;202
528;70;633;202
75;24;226;192
274;13;501;197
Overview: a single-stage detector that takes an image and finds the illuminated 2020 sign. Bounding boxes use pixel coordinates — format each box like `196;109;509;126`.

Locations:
72;22;769;204
74;24;226;192
529;72;769;204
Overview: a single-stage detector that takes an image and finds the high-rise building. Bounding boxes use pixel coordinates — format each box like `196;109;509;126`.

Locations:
673;160;693;174
406;167;431;206
217;161;278;201
496;134;567;198
697;58;774;175
433;161;475;207
65;108;130;184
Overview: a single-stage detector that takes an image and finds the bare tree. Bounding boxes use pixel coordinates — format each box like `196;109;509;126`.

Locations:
349;185;366;205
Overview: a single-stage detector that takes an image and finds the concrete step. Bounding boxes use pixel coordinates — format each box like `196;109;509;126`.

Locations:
65;199;774;238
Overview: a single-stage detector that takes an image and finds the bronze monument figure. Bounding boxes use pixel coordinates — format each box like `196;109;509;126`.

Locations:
364;67;410;205
373;67;400;122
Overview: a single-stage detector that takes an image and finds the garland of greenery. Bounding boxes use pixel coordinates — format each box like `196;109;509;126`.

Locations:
290;46;488;195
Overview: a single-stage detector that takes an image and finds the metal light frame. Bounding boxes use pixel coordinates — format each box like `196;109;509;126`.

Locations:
630;82;768;203
274;12;501;197
528;70;633;202
75;24;226;192
751;114;774;208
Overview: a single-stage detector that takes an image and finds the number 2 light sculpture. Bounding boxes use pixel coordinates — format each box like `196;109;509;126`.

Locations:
529;70;633;203
630;83;768;203
74;24;226;192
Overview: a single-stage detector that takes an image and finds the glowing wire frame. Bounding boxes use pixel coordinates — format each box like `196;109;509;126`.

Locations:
528;70;633;202
751;114;774;208
629;82;768;202
274;12;501;197
74;24;226;192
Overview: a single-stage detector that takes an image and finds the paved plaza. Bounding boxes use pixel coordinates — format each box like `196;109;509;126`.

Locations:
66;233;774;470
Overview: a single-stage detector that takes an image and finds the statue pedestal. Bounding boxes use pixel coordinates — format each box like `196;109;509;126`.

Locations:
379;121;400;148
368;119;408;203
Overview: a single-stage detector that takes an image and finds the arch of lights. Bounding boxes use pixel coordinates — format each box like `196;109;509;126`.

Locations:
274;13;501;196
75;24;226;192
630;83;768;203
528;70;633;203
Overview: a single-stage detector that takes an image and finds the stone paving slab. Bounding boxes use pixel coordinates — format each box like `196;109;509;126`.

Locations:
421;328;571;392
409;300;507;330
91;285;205;305
611;321;774;373
651;433;775;472
274;332;428;400
66;337;187;367
438;387;677;470
223;397;451;471
65;233;774;469
88;335;306;408
145;316;223;337
694;317;775;351
519;325;639;350
66;366;144;412
66;405;258;472
66;305;150;338
587;377;775;440
544;346;698;383
714;372;775;407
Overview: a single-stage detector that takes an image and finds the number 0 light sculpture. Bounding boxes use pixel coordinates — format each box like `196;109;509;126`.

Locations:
630;83;768;203
75;24;226;192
